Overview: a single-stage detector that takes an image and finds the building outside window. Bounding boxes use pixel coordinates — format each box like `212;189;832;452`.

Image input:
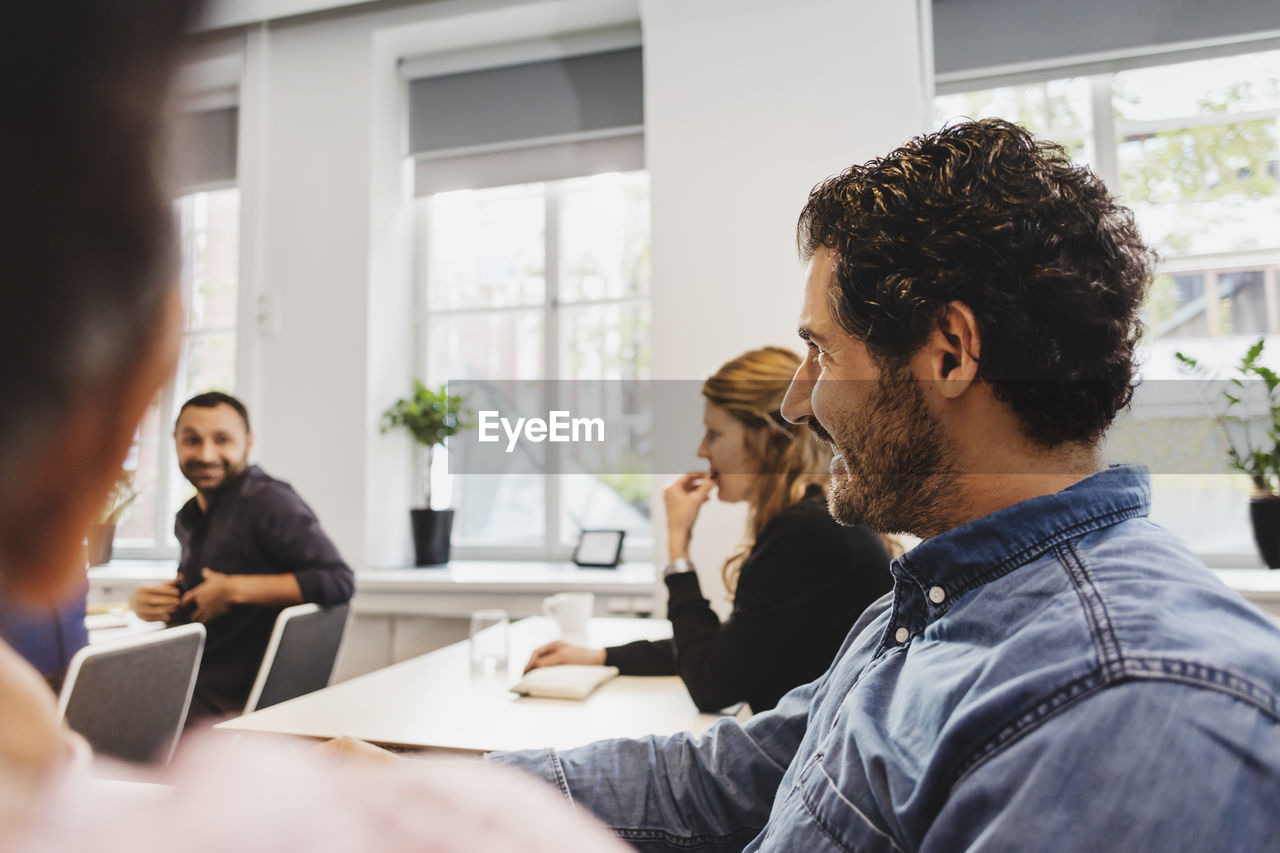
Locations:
935;47;1280;562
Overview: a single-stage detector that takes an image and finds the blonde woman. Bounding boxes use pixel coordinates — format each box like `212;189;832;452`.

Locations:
525;347;893;712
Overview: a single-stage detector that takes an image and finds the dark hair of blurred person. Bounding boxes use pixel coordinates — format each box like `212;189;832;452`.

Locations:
0;6;626;851
0;3;197;606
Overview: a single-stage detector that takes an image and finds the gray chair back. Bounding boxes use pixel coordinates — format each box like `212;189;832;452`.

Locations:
57;622;205;765
243;602;349;713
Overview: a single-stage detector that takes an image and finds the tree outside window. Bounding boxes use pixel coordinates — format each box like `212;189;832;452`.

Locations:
935;48;1280;562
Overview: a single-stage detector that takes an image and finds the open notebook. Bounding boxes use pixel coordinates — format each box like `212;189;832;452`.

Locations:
510;665;619;700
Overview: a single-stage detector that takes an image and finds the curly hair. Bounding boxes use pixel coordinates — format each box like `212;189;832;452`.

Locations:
796;118;1156;447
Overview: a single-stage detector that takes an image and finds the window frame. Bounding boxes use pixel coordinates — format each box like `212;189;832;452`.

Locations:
112;186;243;561
416;174;653;563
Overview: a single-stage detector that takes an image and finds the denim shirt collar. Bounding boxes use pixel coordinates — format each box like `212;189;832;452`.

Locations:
888;464;1151;630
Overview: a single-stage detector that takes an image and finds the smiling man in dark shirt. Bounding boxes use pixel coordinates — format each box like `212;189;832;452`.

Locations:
130;392;354;722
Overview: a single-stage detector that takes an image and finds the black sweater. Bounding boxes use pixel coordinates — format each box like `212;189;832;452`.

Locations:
173;465;354;719
605;487;892;713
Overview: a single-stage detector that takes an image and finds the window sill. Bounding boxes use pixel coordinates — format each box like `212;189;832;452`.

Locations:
88;561;1273;620
88;559;658;618
355;561;656;617
362;560;653;588
1213;568;1280;603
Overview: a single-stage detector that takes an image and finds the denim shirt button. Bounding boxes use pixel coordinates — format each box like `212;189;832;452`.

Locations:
895;627;910;644
929;586;946;604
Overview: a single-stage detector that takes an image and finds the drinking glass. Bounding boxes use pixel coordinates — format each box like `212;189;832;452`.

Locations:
469;608;509;677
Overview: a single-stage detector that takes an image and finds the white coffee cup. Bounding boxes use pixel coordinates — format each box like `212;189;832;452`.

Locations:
543;592;594;644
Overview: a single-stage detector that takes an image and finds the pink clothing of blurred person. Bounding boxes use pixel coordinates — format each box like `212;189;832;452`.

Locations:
15;737;625;853
0;4;622;852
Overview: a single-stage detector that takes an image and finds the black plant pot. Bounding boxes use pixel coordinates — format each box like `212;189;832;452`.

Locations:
1249;496;1280;569
410;508;454;566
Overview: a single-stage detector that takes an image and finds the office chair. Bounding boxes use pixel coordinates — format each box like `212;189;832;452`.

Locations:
57;622;205;765
243;601;350;714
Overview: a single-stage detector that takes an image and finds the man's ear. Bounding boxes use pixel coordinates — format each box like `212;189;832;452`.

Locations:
917;301;981;400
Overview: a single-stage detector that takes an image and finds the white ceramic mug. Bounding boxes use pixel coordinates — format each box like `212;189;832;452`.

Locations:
543;592;594;644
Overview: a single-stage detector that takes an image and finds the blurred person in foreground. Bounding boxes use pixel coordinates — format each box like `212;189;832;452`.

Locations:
486;121;1280;849
0;4;624;851
525;346;893;713
130;391;353;722
0;585;88;691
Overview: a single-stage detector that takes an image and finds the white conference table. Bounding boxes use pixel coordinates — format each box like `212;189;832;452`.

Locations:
216;616;746;753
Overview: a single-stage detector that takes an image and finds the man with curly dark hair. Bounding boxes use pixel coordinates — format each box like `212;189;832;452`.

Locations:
788;118;1156;538
493;120;1280;850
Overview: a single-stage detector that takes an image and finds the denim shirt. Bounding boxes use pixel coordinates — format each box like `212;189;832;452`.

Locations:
493;466;1280;851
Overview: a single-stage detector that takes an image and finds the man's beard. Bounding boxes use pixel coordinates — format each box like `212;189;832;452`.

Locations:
181;457;247;493
819;367;957;538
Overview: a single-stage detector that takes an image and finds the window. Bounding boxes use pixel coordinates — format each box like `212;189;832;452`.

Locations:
114;188;241;557
416;172;652;559
404;34;649;561
935;48;1280;563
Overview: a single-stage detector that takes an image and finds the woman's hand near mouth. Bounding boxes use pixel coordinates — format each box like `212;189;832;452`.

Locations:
664;471;715;561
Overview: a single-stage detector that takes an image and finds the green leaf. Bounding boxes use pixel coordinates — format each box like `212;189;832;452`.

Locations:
381;381;474;448
1182;336;1280;493
1244;337;1266;368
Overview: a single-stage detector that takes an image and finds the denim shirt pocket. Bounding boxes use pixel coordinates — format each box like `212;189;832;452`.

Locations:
759;751;904;852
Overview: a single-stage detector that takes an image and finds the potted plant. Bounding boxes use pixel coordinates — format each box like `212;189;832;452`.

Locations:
1175;338;1280;567
381;380;472;565
88;468;138;566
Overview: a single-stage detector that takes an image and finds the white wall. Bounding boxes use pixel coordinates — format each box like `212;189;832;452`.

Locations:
248;17;378;574
213;0;929;601
641;0;928;609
